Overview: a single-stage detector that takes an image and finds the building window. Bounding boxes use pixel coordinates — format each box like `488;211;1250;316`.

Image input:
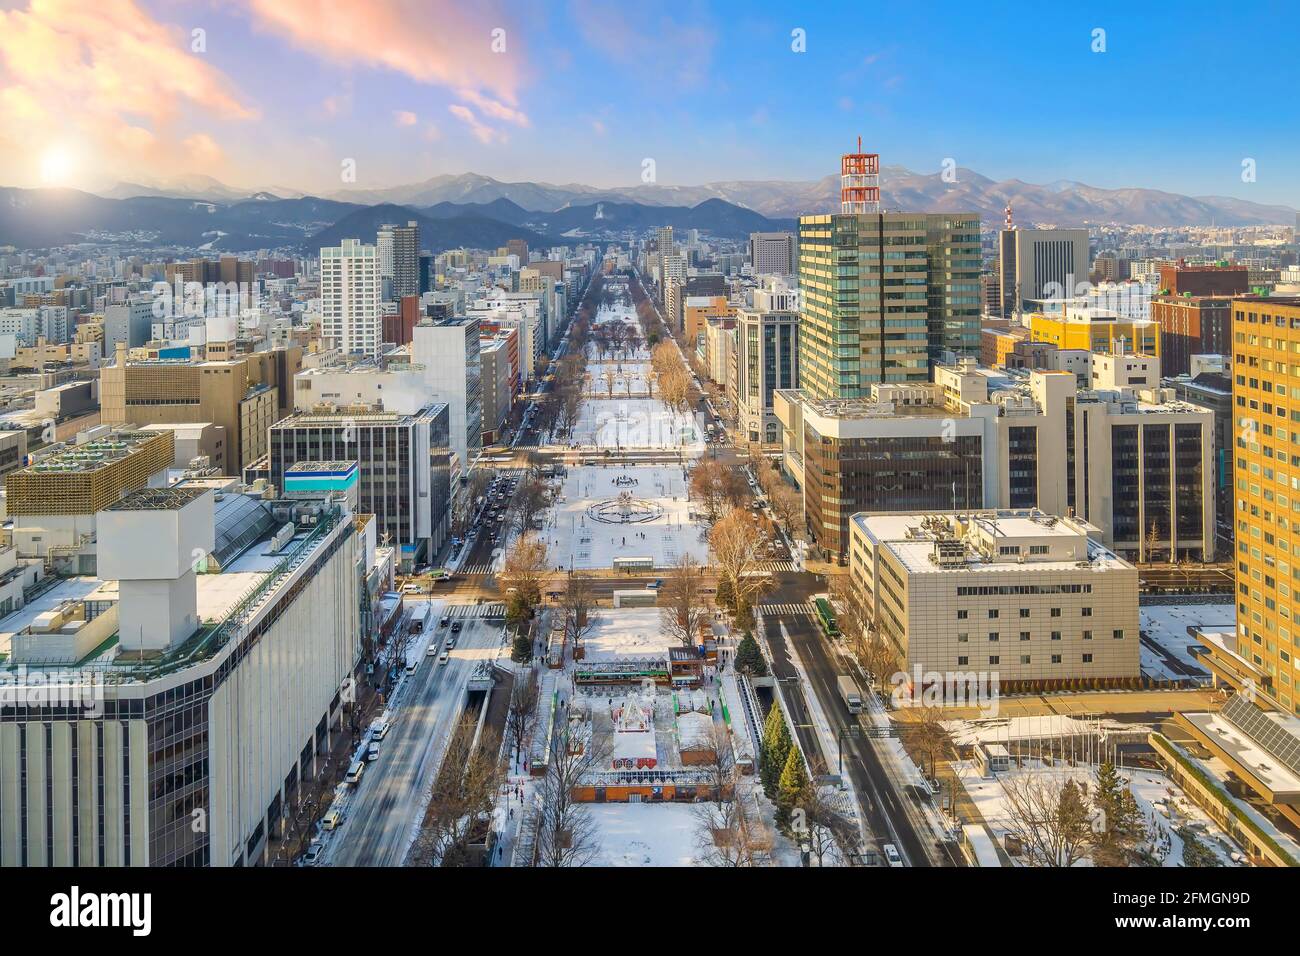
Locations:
989;656;1000;665
957;656;969;666
1083;630;1093;640
1082;654;1093;663
1082;607;1092;617
988;632;999;642
1050;608;1061;617
1113;629;1125;640
1019;631;1030;641
1019;608;1030;618
1051;654;1062;664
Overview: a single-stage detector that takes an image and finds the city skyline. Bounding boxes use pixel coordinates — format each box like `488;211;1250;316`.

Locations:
1;0;1297;208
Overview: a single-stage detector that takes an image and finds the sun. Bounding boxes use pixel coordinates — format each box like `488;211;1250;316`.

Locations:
39;147;77;186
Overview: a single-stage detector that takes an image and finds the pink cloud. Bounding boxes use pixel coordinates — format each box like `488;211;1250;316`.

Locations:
0;0;256;186
448;104;503;145
455;89;529;127
394;110;419;127
245;0;525;103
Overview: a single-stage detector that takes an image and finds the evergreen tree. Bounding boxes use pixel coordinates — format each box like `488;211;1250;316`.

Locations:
760;701;792;798
775;746;809;832
510;632;532;664
1090;761;1146;866
733;632;767;677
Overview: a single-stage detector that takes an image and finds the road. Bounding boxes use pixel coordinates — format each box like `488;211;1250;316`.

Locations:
758;581;957;867
323;604;504;867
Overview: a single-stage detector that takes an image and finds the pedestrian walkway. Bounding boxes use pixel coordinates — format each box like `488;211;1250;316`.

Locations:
758;560;798;572
755;601;814;616
459;562;496;575
442;602;507;619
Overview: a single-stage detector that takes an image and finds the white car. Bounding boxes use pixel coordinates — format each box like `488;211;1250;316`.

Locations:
883;844;903;867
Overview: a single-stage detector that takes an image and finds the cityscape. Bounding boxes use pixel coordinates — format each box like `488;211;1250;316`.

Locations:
0;0;1293;928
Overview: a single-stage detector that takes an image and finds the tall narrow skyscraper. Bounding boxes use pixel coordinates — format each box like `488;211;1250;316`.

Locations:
377;221;420;300
320;239;380;356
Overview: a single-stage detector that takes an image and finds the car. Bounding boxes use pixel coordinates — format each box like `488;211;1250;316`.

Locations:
439;616;450;628
301;842;324;866
451;621;463;633
372;720;390;741
404;660;418;675
645;579;663;590
320;809;344;831
883;844;903;867
366;742;381;762
344;760;365;786
445;637;456;650
438;652;450;666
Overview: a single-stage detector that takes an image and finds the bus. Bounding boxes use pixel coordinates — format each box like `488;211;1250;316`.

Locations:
814;597;840;639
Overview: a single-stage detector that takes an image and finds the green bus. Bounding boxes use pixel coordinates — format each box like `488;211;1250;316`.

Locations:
814;598;840;638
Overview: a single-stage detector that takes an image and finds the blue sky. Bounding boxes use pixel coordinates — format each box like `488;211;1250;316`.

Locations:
2;0;1295;206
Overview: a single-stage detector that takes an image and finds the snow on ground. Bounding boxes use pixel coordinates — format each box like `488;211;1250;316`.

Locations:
539;464;710;570
0;576;104;656
1139;602;1230;680
579;607;674;661
588;802;702;866
569;397;704;451
955;760;1241;866
584;360;653;396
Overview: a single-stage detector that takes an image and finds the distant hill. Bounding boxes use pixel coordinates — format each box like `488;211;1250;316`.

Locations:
306;203;559;255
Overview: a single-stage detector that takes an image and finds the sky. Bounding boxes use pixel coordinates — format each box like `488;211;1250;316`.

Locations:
0;0;1297;207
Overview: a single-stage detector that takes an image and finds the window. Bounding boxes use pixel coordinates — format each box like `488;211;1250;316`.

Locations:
1020;655;1031;665
1082;653;1093;663
1051;631;1061;641
1082;607;1092;617
957;656;969;666
989;656;1000;665
1113;629;1125;640
1083;630;1093;640
1051;654;1062;664
988;609;999;619
1019;608;1030;618
957;609;968;620
957;633;969;643
1019;631;1030;641
988;632;999;642
1050;608;1062;618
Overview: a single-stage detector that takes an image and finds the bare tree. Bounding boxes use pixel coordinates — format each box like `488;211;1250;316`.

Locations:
505;670;540;767
708;506;773;620
794;758;859;867
659;554;709;649
689;458;744;524
902;706;954;782
411;715;506;866
602;367;616;398
531;720;611;868
999;772;1094;868
560;571;599;651
500;534;549;616
513;475;551;537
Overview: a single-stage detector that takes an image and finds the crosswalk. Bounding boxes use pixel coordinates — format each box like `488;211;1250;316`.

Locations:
459;562;496;575
756;602;814;616
442;603;506;619
758;560;799;572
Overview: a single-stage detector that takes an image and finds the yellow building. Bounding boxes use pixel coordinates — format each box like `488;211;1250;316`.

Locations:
1029;308;1160;358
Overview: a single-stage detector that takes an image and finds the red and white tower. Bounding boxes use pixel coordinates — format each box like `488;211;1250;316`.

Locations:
840;136;880;215
1004;203;1015;230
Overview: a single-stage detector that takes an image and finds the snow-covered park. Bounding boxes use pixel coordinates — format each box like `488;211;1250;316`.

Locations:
539;464;710;571
588;803;701;866
568;397;704;452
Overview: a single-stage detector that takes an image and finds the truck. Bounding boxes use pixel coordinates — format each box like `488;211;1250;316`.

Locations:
837;675;864;715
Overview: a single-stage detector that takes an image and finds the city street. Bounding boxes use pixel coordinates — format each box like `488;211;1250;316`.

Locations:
323;609;504;867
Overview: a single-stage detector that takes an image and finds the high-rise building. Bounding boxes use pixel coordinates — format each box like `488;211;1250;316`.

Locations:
377;221;420;300
411;317;483;470
1227;296;1300;710
797;211;981;396
735;290;798;446
749;232;797;275
998;228;1090;316
320;239;380;355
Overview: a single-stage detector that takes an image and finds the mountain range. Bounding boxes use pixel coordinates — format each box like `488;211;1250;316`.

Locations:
2;163;1294;253
272;168;1293;226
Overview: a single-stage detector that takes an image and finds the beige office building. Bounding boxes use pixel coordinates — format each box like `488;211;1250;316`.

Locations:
849;509;1139;696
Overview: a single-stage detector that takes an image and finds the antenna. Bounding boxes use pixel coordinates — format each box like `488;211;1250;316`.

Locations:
840;138;880;215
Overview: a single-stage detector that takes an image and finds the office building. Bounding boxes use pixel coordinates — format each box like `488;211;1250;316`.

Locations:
778;358;1215;563
798;150;980;397
270;404;454;568
411;317;483;470
1150;262;1249;377
1029;307;1160;358
849;509;1139;696
735;295;798;446
749;232;797;275
998;228;1090;316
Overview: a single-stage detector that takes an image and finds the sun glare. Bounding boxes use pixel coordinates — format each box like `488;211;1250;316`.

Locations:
39;146;77;186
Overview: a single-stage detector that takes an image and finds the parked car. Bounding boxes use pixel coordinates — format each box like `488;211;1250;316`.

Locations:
321;809;344;831
301;842;324;866
883;844;903;867
366;742;381;762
